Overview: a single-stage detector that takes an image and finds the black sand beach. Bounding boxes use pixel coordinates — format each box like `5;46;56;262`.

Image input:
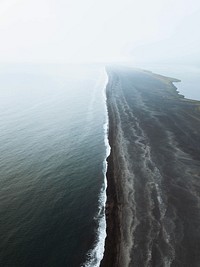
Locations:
100;67;200;267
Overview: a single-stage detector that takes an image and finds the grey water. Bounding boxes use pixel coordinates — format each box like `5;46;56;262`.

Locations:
0;64;108;267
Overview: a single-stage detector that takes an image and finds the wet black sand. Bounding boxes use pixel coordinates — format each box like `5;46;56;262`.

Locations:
100;66;200;267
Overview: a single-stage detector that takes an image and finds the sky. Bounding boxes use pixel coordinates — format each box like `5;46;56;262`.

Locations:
0;0;200;64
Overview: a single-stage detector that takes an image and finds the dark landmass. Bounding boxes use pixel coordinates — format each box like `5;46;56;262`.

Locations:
100;67;200;267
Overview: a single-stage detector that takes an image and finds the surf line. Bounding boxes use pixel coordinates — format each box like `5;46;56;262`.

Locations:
82;67;110;267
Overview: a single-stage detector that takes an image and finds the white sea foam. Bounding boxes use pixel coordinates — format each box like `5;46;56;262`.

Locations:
82;67;110;267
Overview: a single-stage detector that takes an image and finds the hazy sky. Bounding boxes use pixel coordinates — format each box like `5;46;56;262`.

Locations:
0;0;200;63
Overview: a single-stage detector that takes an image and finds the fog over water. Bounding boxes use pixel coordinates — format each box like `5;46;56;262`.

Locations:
1;0;200;100
0;0;200;65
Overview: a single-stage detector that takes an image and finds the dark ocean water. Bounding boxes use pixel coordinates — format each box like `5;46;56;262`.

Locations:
0;64;108;267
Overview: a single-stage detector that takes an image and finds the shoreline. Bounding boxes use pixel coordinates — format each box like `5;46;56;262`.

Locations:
143;64;200;101
100;69;122;267
100;66;200;266
83;68;109;267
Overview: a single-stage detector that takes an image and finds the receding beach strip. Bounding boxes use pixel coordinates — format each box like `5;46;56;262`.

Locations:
100;66;200;267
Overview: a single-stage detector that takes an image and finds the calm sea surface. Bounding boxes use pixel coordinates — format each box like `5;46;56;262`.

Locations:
0;64;108;267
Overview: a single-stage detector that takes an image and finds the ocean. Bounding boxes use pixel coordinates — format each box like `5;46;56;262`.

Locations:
0;64;109;267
